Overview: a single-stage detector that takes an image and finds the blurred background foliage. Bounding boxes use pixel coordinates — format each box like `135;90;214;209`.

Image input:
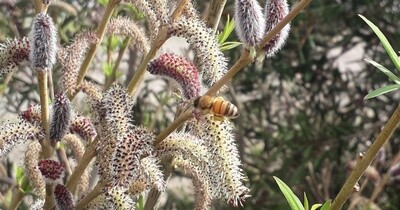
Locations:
1;0;400;209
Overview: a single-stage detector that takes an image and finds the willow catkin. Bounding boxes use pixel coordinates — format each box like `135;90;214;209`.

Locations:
29;12;57;71
148;53;201;100
50;92;72;146
54;184;75;210
234;0;266;46
264;0;290;57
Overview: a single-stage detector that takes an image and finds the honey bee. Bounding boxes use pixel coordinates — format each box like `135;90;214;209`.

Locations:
194;95;239;120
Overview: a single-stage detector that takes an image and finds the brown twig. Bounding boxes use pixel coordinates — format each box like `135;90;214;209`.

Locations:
126;28;168;96
37;71;53;158
330;105;400;210
75;181;105;209
8;176;29;210
65;139;97;194
74;0;120;96
171;0;189;21
205;0;227;32
104;36;131;90
368;151;400;203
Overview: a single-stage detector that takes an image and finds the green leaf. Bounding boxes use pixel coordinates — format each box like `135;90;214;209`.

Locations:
365;59;400;84
102;63;113;77
319;200;331;210
274;176;305;210
310;204;322;210
359;15;400;71
220;42;242;51
218;15;236;44
16;166;25;185
136;194;144;210
109;35;119;50
15;167;32;193
364;84;400;99
97;0;109;6
303;193;309;210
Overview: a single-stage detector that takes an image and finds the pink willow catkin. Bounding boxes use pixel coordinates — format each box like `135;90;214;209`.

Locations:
148;53;201;100
169;17;228;87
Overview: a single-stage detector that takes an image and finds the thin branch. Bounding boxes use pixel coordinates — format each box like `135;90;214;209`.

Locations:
171;0;189;21
8;176;29;210
37;71;53;158
368;151;400;203
330;105;400;210
154;108;193;146
105;36;131;90
207;0;312;96
205;0;227;32
65;139;97;194
126;28;168;96
75;181;105;209
74;0;120;95
56;147;73;179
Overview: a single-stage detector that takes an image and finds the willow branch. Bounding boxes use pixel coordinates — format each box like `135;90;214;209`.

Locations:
37;71;53;158
105;36;131;90
8;176;29;210
368;151;400;203
75;0;119;92
171;0;188;21
126;0;190;96
205;0;227;32
126;28;168;96
154;108;193;146
75;181;105;209
330;105;400;210
66;139;97;194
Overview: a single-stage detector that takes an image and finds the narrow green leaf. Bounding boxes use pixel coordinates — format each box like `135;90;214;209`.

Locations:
16;166;25;185
110;35;119;50
359;15;400;71
218;15;235;44
365;59;400;84
303;193;309;210
310;204;322;210
102;63;113;77
274;176;305;210
136;194;144;210
364;84;400;100
319;200;331;210
220;42;242;51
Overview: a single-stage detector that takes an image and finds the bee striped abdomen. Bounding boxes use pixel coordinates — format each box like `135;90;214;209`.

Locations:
226;103;239;118
194;95;240;120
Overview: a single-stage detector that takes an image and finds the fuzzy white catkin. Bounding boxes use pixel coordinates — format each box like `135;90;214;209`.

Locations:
29;12;57;70
234;0;266;46
264;0;290;57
